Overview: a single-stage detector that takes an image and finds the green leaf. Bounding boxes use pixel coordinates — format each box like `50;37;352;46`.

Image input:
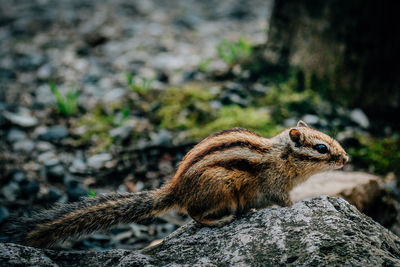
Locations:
87;189;96;197
49;82;80;116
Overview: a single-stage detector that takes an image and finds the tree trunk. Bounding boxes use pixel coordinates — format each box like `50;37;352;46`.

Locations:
265;0;400;124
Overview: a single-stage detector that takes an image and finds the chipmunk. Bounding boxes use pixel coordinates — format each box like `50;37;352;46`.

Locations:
10;120;348;248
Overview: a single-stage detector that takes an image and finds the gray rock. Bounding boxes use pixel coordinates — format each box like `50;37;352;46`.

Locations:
89;234;111;242
1;197;400;266
150;129;172;146
102;88;127;103
0;243;57;267
220;92;249;107
283;117;298;127
146;196;400;266
0;182;19;201
220;82;249;107
40;186;63;203
110;124;134;140
44;158;61;167
35;85;56;106
69;158;87;174
38;151;58;165
7;128;27;142
209;100;222;110
39;125;68;142
0;67;16;82
46;164;65;183
2;109;38;127
0;243;150;267
11;171;26;183
36;141;55;152
112;231;133;243
87;153;112;169
13;139;35;153
37;63;53;80
350;108;370;129
66;180;87;202
252;83;270;94
302;114;319;125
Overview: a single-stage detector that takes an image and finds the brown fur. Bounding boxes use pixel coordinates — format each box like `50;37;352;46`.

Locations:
12;121;348;248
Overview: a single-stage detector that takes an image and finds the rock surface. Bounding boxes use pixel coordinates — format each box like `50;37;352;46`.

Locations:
1;196;400;266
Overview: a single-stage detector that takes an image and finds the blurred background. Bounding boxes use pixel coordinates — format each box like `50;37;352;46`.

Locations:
0;0;399;250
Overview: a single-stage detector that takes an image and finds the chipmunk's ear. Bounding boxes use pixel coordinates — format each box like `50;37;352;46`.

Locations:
289;128;304;145
297;120;309;128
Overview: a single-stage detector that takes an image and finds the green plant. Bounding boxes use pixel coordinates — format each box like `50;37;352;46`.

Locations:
156;85;214;131
155;84;281;138
87;189;96;197
198;58;211;72
73;105;116;152
216;37;253;66
49;82;80;116
263;70;326;123
125;73;154;95
72;101;139;152
191;105;281;138
348;134;400;175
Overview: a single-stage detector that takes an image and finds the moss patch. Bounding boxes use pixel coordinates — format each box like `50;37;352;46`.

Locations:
263;70;326;123
191;105;280;138
156;85;215;131
156;84;280;138
348;134;400;175
72;105;116;152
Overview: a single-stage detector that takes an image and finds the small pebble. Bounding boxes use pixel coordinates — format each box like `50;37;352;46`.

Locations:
19;178;40;199
46;164;65;183
89;234;111;242
87;153;112;169
42;186;63;203
12;170;26;183
39;125;68;142
113;231;132;242
69;158;87;174
102;88;126;103
66;180;87;202
38;151;58;164
150;129;172;146
110;125;134;140
350;108;370;129
45;158;61;167
13;139;35;153
1;182;20;201
7;128;27;142
302;114;320;125
2;109;38;127
36;141;55;152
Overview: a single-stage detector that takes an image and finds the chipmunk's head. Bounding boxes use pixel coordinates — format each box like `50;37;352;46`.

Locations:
283;120;348;176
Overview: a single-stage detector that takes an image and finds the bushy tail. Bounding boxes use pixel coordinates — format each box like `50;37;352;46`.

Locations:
8;188;175;248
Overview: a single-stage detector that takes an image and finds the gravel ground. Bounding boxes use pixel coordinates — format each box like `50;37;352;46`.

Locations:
0;0;274;250
0;0;272;103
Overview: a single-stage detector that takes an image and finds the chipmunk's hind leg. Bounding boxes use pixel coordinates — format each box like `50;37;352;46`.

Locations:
188;206;235;227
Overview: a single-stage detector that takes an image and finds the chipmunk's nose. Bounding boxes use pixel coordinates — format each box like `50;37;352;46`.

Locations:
342;154;349;165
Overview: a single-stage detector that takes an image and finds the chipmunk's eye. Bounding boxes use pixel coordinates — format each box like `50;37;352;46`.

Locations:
314;144;329;154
